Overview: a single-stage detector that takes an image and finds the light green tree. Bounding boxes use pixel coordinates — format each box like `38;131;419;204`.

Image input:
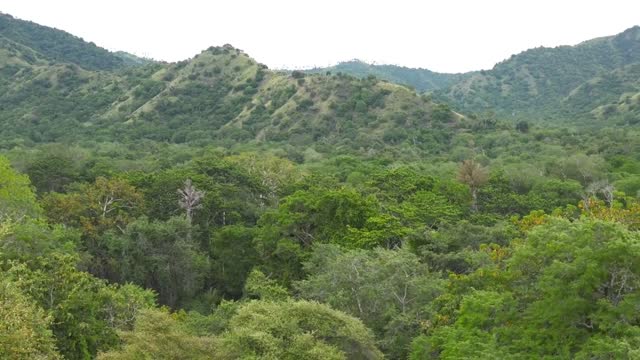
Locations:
0;278;61;359
0;156;40;218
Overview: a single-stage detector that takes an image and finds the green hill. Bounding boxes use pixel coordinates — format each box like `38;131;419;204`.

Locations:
0;12;139;71
1;12;639;154
564;62;640;124
303;60;469;92
305;27;640;123
434;26;640;119
0;30;460;153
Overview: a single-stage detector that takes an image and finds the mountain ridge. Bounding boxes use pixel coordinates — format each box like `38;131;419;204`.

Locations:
1;12;640;153
0;12;146;70
303;59;471;92
305;25;640;122
0;18;461;154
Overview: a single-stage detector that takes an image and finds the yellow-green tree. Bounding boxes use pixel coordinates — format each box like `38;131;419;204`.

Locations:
0;279;61;359
0;156;40;218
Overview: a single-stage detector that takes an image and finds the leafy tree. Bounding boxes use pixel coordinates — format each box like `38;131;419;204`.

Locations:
25;152;79;193
42;177;144;277
297;245;443;358
226;152;302;203
254;186;380;284
515;120;529;133
0;218;79;263
414;220;518;273
414;218;640;358
0;155;40;218
42;177;144;237
102;216;209;308
215;299;383;359
243;269;289;301
97;309;216;360
0;278;61;359
210;225;258;298
6;253;155;359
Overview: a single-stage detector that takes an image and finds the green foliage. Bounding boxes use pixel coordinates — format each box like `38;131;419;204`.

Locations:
0;278;61;359
0;155;40;218
6;253;155;359
210;225;258;298
0;218;79;262
102;216;209;308
215;299;383;359
297;245;444;358
0;13;133;71
414;219;640;358
97;309;216;360
243;269;290;301
437;26;640;119
25;152;80;193
414;220;518;273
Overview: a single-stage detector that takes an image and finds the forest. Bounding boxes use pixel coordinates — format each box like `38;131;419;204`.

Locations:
2;11;640;360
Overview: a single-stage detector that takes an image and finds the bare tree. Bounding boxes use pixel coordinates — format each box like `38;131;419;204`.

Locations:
177;179;205;225
457;159;489;212
586;180;615;208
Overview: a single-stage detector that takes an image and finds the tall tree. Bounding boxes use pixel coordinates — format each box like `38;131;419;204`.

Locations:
457;159;488;212
177;179;205;225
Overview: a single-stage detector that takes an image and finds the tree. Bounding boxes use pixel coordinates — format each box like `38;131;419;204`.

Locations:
414;218;640;358
297;245;443;358
103;216;209;308
586;180;615;207
226;152;302;204
25;152;79;193
6;253;155;359
0;278;61;359
42;177;144;277
515;120;529;133
43;177;144;237
0;218;79;263
215;299;383;360
97;309;216;360
243;269;289;301
210;225;258;298
457;159;488;212
253;186;380;284
177;179;205;225
0;156;40;219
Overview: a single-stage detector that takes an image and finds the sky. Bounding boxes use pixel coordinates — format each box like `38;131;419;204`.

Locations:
2;0;639;73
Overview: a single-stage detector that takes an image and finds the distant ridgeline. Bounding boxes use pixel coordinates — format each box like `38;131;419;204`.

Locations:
1;11;639;151
303;60;471;92
0;13;461;151
305;26;640;123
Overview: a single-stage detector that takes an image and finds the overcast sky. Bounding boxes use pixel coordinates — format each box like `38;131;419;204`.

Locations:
2;1;639;73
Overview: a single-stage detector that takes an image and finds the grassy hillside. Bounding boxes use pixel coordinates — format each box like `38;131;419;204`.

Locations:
564;63;640;124
434;26;640;119
304;27;640;123
1;12;639;155
303;60;470;92
0;38;460;154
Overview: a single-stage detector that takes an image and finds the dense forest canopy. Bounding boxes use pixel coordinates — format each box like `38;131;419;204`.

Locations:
2;12;640;359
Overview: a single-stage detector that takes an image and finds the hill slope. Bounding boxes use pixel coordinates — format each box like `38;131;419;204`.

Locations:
0;25;460;153
434;26;640;119
0;12;140;71
305;27;640;122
